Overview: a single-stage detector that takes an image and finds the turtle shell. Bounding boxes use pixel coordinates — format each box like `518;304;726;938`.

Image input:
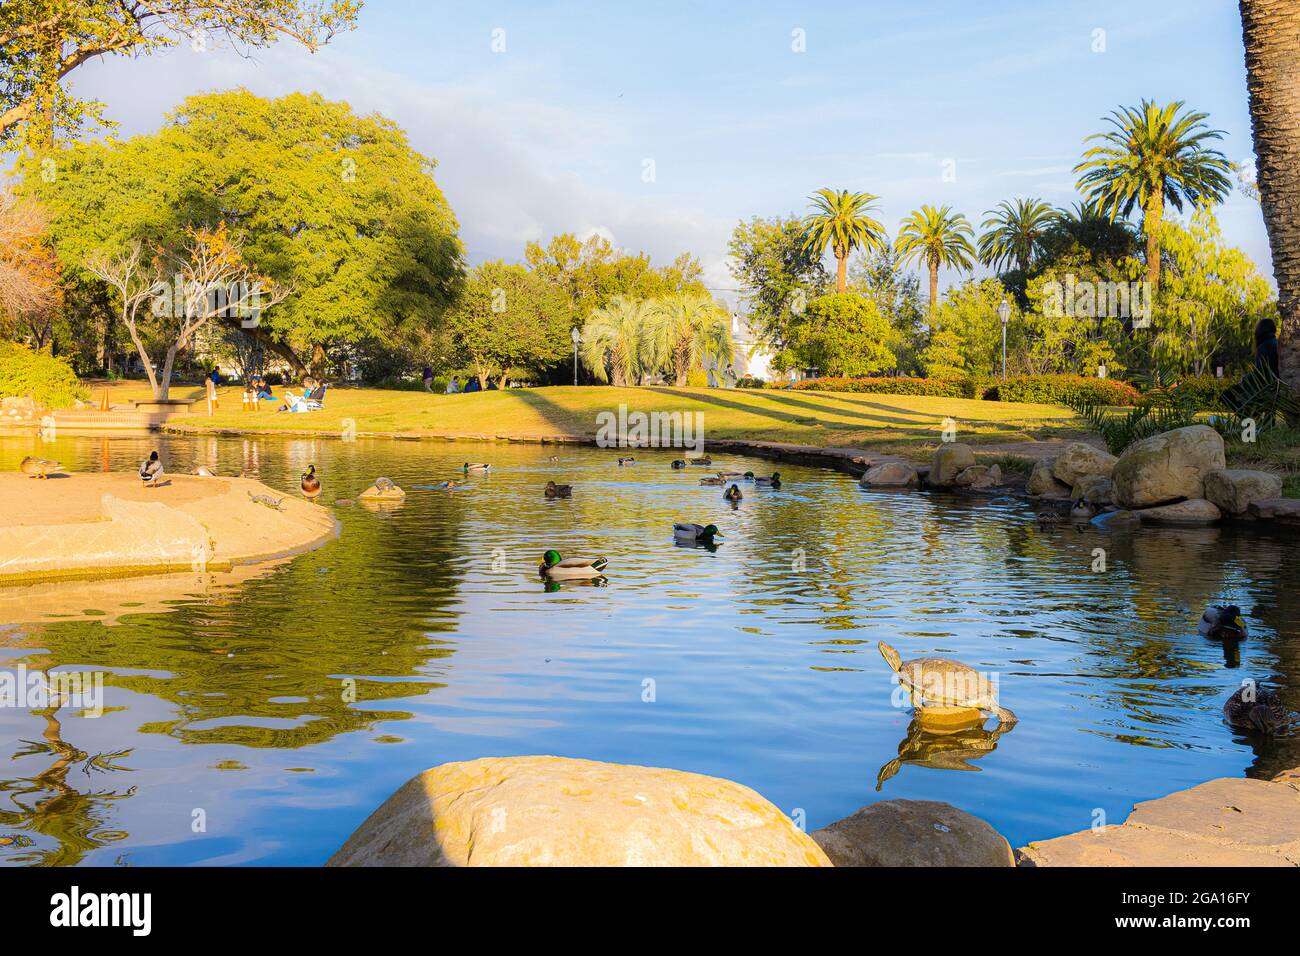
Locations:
895;658;994;709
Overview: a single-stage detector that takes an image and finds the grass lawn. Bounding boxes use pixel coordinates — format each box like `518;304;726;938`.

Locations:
90;379;1083;460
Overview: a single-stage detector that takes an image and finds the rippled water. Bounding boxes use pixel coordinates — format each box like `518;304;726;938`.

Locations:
1;432;1297;865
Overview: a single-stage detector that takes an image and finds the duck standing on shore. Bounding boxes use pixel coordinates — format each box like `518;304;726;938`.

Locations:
139;451;164;488
301;464;322;500
20;456;61;479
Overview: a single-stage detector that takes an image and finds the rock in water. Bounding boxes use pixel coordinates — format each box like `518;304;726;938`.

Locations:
1052;442;1118;487
859;462;920;488
327;755;831;867
929;443;976;487
359;481;406;501
1027;457;1071;498
811;800;1013;867
1136;498;1222;525
1112;425;1226;509
953;463;1001;489
1203;468;1283;516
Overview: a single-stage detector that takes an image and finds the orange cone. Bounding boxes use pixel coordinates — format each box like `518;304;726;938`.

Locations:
99;389;111;412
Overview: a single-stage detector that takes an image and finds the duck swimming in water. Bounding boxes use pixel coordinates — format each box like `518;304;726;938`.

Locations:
671;460;686;469
746;471;781;488
301;464;321;499
1070;497;1097;522
1223;684;1289;734
544;480;572;499
139;451;163;488
463;462;490;474
538;550;608;580
617;456;636;466
1199;605;1248;641
1035;509;1064;529
723;483;743;503
698;476;726;485
673;522;722;543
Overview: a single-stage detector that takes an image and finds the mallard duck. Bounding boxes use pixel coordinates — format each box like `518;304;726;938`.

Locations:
1199;605;1249;641
430;480;458;490
463;462;490;474
301;464;321;499
671;459;686;469
194;466;217;477
673;522;722;543
538;550;608;579
717;471;745;480
544;480;572;499
1070;497;1097;522
698;476;726;485
723;483;743;503
617;456;636;466
688;456;712;466
20;455;61;479
1223;685;1289;734
747;471;781;488
1035;509;1064;529
139;451;163;488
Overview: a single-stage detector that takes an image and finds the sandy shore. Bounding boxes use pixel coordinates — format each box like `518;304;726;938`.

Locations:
0;472;337;584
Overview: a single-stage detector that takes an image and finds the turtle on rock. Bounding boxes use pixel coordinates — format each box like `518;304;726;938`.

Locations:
878;641;1017;728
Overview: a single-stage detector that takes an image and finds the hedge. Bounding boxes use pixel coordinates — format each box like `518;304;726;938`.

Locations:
792;375;977;398
0;342;87;410
1171;374;1238;411
983;374;1140;406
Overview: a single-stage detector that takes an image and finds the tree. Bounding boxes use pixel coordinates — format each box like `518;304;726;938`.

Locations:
786;292;895;377
728;215;829;351
580;297;655;386
894;205;977;315
919;325;967;379
801;189;888;293
978;198;1055;274
446;261;570;387
1041;201;1140;268
0;190;61;343
1151;206;1276;377
1021;256;1126;377
0;0;359;148
1074;100;1234;289
927;279;1013;380
85;225;287;399
1240;0;1300;389
848;247;926;374
24;90;463;378
645;292;734;386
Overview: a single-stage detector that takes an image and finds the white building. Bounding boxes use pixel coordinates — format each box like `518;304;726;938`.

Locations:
728;311;779;383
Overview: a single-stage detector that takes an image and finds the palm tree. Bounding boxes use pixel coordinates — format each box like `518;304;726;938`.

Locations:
802;188;888;293
1045;201;1139;264
646;293;735;386
893;205;977;315
1240;0;1300;390
1074;100;1234;289
978;198;1055;274
580;296;655;386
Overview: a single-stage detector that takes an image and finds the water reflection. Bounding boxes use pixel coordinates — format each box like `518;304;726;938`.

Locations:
0;434;1297;864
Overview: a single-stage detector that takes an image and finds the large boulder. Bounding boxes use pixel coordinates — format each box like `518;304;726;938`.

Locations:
1137;498;1222;526
1053;442;1117;487
1248;498;1300;524
860;461;919;489
1028;458;1072;498
811;800;1013;867
327;756;831;867
929;443;976;487
1112;425;1226;509
954;463;1002;489
1203;469;1283;516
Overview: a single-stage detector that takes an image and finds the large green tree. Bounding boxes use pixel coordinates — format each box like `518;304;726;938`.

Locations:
579;296;655;386
0;0;359;148
23;89;463;377
1074;100;1234;289
446;261;570;388
978;198;1055;274
644;292;734;386
728;214;829;353
894;205;977;315
785;292;895;377
802;188;888;293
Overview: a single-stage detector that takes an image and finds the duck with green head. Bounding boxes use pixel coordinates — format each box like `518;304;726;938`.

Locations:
463;462;490;474
745;471;781;487
538;550;608;579
723;483;743;503
673;523;722;543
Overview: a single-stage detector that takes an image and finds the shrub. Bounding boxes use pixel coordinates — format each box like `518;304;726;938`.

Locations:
792;375;973;398
984;374;1140;407
1171;374;1237;411
1065;392;1200;455
735;376;766;389
0;343;87;409
686;368;710;388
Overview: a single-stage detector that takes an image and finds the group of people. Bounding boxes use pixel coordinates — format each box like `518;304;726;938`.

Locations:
443;375;497;394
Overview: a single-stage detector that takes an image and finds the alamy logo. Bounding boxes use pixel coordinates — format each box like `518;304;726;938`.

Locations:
1;665;104;717
1042;274;1152;327
49;886;151;936
595;404;704;453
150;274;268;328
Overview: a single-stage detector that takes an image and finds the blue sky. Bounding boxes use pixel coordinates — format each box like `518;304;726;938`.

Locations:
70;0;1270;301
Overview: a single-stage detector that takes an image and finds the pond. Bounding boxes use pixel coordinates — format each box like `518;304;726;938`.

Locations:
1;433;1297;865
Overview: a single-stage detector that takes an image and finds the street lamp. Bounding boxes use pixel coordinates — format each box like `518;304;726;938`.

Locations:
997;298;1011;381
570;327;581;386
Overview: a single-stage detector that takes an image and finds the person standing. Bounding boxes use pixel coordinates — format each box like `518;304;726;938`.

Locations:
423;366;434;392
1255;318;1280;378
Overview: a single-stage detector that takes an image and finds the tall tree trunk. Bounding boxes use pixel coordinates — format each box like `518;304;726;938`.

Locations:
928;261;939;317
1143;192;1164;290
836;251;847;293
1241;0;1300;389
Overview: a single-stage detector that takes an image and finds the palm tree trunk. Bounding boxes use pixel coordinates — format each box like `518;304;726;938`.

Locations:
1143;192;1164;290
1241;0;1300;389
836;253;847;293
928;262;939;316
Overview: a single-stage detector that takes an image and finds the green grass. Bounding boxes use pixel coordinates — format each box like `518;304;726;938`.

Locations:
1224;424;1300;499
94;379;1084;459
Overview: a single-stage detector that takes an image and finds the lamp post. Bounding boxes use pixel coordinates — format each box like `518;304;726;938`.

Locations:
997;298;1011;381
571;327;581;386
